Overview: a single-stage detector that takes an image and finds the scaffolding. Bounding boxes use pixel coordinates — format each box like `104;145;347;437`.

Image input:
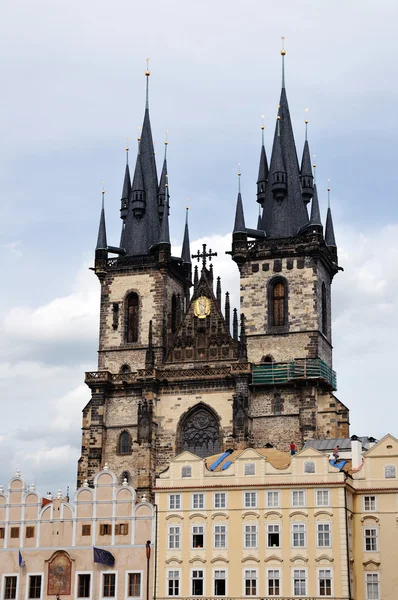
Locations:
252;358;337;390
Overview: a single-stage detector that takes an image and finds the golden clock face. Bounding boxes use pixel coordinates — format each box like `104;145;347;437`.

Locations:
194;296;211;319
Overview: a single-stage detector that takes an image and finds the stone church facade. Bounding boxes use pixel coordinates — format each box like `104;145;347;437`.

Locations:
77;56;349;496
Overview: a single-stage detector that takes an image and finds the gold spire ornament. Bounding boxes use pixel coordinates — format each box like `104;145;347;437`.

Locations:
281;36;286;55
145;58;150;76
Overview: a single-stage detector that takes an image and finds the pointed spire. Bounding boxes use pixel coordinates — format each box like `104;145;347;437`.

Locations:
216;277;222;308
96;187;107;250
233;308;238;341
194;264;199;287
158;132;169;221
325;186;337;247
257;205;262;230
120;140;131;223
159;181;170;244
233;169;246;234
309;183;322;228
281;37;286;89
181;206;191;263
145;58;150;109
145;319;154;369
225;292;230;334
300;112;314;204
270;117;287;201
239;313;248;361
257;116;269;207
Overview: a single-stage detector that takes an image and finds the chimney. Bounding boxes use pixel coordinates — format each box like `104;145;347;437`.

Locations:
351;435;363;470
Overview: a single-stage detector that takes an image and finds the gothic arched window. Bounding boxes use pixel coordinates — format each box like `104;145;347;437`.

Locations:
119;431;131;454
126;293;139;343
274;394;281;415
322;282;327;336
171;294;177;334
269;278;288;328
178;405;221;458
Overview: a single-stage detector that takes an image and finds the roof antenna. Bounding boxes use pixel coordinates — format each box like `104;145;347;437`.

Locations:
304;108;309;141
145;58;150;109
281;36;286;88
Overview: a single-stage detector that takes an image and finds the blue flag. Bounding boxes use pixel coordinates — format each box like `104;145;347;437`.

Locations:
18;551;24;567
93;547;115;566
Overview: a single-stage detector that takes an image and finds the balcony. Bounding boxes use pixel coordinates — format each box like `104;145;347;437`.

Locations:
252;358;337;391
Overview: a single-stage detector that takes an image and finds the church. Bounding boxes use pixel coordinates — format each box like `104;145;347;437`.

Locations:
77;51;350;496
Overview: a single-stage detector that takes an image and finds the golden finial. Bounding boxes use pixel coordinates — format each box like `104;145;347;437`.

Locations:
137;125;141;142
261;115;265;131
186;198;190;210
304;107;309;125
165;130;168;146
126;136;129;152
102;181;105;194
277;115;281;120
281;36;286;56
145;58;150;76
327;179;331;208
312;154;316;168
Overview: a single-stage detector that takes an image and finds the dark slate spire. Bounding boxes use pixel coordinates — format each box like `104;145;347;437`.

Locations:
216;276;222;308
122;66;160;255
300;119;314;204
233;171;246;234
257;205;262;230
239;313;248;361
159;182;170;244
256;119;268;206
261;46;309;238
309;183;322;229
120;144;131;220
96;189;107;250
233;308;238;341
181;207;191;264
225;291;230;333
158;136;169;222
325;187;337;247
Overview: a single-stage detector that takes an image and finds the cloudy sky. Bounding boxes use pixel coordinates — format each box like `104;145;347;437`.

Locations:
1;0;397;496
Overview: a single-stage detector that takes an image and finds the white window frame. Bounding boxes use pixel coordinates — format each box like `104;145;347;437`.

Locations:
244;462;256;476
291;489;306;507
1;573;20;600
167;525;181;550
166;569;181;597
125;570;143;599
292;568;307;597
243;491;257;508
192;493;205;510
191;524;205;550
168;494;181;511
190;569;205;597
25;572;44;600
364;527;378;552
266;523;281;548
213;492;227;509
365;572;380;600
315;489;330;507
292;522;306;548
384;464;396;479
243;568;258;597
267;568;281;597
318;567;333;597
363;495;377;512
75;571;93;600
213;524;227;549
266;490;280;508
244;523;258;549
213;568;228;597
317;522;332;548
100;571;117;600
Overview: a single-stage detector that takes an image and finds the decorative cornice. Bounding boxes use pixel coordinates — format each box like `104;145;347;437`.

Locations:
241;555;260;563
363;559;381;568
166;514;184;521
189;513;207;520
242;511;260;519
360;515;379;523
165;557;183;564
315;554;334;563
314;510;333;518
264;555;283;563
189;557;206;564
289;510;308;518
290;555;309;563
264;511;283;519
211;512;229;520
210;556;229;564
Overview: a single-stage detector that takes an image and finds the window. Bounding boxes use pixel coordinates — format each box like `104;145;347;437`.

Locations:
364;528;378;551
103;573;116;598
267;569;280;597
169;494;181;510
292;490;305;507
181;466;192;478
126;293;139;343
10;528;19;539
115;523;129;535
214;570;226;596
0;528;4;539
244;570;257;596
167;571;180;597
366;573;380;600
292;523;306;547
168;526;181;550
322;282;327;335
192;525;204;549
316;490;330;507
244;524;257;548
364;496;377;512
267;523;280;548
244;463;255;476
192;493;204;510
385;464;396;479
26;526;35;539
244;492;257;508
214;492;226;509
266;490;280;508
119;431;131;454
127;573;141;597
317;523;331;547
274;393;282;414
191;570;204;596
28;575;41;599
77;574;91;598
82;524;91;536
99;524;112;536
319;569;332;597
304;460;315;474
4;576;17;600
271;280;287;327
171;294;178;334
214;525;227;548
293;570;307;596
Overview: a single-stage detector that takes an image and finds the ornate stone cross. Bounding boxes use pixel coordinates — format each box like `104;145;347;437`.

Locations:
192;244;217;270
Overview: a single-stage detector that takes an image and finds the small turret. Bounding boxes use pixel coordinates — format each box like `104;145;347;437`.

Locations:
300;118;314;204
120;144;131;221
271;117;287;201
256;118;268;207
158;135;169;222
325;187;337;248
159;182;170;245
309;183;323;232
96;188;107;251
233;170;247;241
181;207;191;264
131;152;146;220
225;292;230;334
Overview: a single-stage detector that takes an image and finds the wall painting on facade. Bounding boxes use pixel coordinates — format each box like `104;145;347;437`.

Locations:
47;551;72;595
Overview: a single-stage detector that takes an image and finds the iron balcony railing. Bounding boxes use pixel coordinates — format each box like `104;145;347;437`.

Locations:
252;358;337;390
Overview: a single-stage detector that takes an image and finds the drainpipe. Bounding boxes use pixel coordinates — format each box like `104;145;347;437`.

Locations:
344;477;353;600
153;503;158;600
146;540;151;600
